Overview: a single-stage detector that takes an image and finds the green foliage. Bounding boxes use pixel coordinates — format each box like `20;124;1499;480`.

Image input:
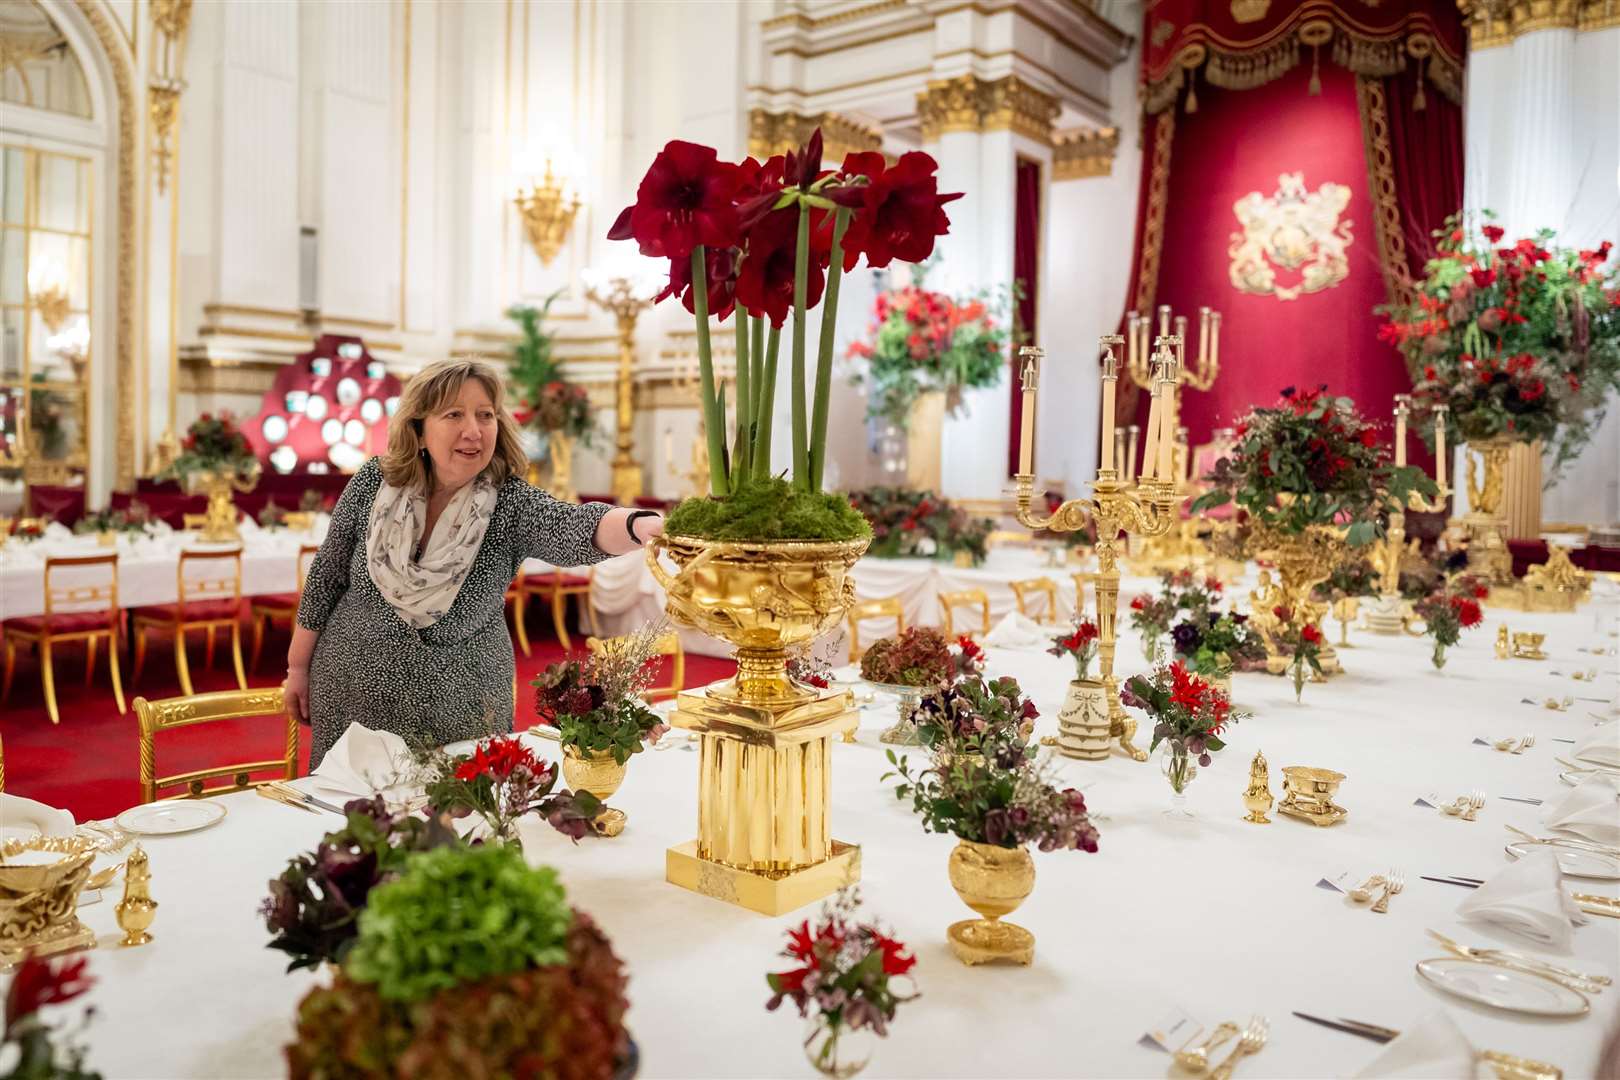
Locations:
664;478;873;542
848;487;993;564
346;845;574;1004
507;297;563;405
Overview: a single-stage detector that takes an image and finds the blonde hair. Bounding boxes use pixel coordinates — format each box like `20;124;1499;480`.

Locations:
381;357;528;491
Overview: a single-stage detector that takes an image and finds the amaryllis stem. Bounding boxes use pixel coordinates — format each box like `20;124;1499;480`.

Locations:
753;324;782;481
790;202;811;490
808;207;851;493
751;317;765;426
690;246;730;496
733;311;753;480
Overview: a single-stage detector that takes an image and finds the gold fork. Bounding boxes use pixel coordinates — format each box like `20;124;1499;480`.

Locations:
1512;735;1536;755
1348;874;1386;902
1172;1022;1239;1075
1210;1016;1269;1080
1464;790;1486;821
1372;869;1405;914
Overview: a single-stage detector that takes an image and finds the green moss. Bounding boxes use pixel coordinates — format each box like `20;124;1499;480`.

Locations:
664;478;873;542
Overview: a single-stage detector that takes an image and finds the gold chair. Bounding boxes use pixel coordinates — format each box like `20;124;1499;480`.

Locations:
248;543;321;671
504;583;532;657
2;553;126;725
522;568;598;651
847;597;906;662
939;588;991;640
586;631;684;702
132;686;295;802
1009;578;1062;625
130;547;247;697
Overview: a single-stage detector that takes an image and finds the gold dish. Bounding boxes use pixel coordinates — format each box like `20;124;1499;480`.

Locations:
1278;766;1347;827
0;835;100;964
1512;632;1547;660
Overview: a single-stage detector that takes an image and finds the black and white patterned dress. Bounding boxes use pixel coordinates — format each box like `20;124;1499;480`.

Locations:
297;458;612;767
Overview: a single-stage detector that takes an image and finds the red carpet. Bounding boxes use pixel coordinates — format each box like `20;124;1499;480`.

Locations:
2;604;735;822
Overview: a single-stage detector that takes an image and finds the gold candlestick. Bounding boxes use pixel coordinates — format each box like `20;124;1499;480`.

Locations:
115;844;157;947
1366;398;1449;635
1013;340;1183;761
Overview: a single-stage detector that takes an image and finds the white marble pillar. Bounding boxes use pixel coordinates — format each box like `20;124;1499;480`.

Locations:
1502;29;1578;240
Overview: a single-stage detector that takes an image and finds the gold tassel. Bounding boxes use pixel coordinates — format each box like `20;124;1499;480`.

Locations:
1309;44;1321;95
1186;69;1199;113
1414;59;1428;110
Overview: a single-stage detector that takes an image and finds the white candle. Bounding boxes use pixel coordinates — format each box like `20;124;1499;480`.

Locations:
1394;398;1407;469
1198;307;1211;374
1174;315;1188;372
1210;312;1222;372
1435;406;1448;492
1126;425;1140;483
1141;370;1163;483
1156;376;1175;483
1136;318;1151;382
1018;347;1040;476
1176;425;1191;483
1100;346;1117;474
1157;304;1171;338
1125;311;1139;380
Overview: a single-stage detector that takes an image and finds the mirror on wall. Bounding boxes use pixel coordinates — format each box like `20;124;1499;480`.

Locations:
0;1;92;120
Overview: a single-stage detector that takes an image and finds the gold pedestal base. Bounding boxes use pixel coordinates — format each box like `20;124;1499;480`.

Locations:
666;840;861;916
592;808;627;838
0;920;95;966
1277;801;1347;827
947;919;1034;966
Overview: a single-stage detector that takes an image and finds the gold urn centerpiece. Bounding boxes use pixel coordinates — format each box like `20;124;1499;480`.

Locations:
0;835;102;963
164;412;262;543
946;840;1035;966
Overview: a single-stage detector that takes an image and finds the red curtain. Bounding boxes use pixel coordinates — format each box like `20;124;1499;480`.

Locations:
1381;63;1466;292
1009;157;1041;477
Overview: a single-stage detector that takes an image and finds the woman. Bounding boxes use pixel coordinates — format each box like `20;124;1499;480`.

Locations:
285;357;662;767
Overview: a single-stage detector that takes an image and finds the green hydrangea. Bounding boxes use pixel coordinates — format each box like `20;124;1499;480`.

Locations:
345;844;573;1003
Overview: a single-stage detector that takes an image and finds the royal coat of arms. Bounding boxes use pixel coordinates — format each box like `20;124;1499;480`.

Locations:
1228;172;1354;302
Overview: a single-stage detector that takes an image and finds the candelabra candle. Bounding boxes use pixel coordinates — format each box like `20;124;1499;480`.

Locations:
1176;425;1191;485
1018;347;1041;476
1099;336;1122;474
1198;307;1212;373
1125;310;1140;378
1126;425;1140;484
1434;404;1448;493
1141;368;1164;483
1394;396;1408;469
1155;360;1177;484
1157;304;1171;338
1173;315;1188;371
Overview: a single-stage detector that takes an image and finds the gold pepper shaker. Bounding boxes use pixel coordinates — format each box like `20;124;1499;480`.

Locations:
1495;624;1509;660
1242;750;1273;824
115;844;157;947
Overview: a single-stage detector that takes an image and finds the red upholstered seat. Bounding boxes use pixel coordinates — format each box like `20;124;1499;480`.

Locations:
250;592;302;610
5;609;118;635
131;600;243;623
523;573;590;590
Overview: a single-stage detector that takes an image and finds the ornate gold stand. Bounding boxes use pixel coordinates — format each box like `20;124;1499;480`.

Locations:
648;535;867;915
184;462;260;543
1248;524;1345;677
1464;436;1517;591
1;836;100;964
544;431;578;504
1014;472;1180;761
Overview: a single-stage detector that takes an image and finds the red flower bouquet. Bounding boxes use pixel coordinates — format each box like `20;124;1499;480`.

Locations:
419;735;600;843
1123;661;1247;814
1380;214;1619;473
848;486;993;565
766;890;918;1076
161;410;258;483
1411;581;1486;669
1271;605;1325;702
3;952;99;1080
1048;620;1100;681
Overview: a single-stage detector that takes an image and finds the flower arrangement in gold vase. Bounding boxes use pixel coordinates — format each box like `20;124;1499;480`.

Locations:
160;411;261;542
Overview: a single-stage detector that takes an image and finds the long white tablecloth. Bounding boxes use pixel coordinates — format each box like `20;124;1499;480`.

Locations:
45;599;1620;1078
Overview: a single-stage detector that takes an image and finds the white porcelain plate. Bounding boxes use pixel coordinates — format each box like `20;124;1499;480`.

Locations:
115;800;227;836
1415;957;1588;1017
1505;841;1620;879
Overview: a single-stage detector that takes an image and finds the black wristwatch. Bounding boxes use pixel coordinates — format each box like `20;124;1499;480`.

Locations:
625;510;660;546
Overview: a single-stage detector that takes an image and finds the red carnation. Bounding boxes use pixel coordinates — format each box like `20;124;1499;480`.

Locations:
1482;224;1505;244
1130;595;1147;611
607;139;744;259
735;207;826;326
1301;623;1323;644
1450;596;1483;628
838;151;961;269
1470;267;1496;288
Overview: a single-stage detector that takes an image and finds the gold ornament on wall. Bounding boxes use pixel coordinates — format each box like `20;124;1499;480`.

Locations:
513;162;582;267
747;109;882;164
1053;127;1119;181
916;74;1059;145
1228;172;1353;301
147;0;193;196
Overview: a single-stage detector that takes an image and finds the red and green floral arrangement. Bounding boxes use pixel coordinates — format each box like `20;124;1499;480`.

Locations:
418;735;600;843
1411;577;1487;669
533;623;668;765
766;889;918;1073
73;502;153;537
846;268;1016;427
8;519;47;542
910;673;1039;763
858;626;984;688
3;952;99;1080
885;746;1098;852
1170;609;1267;679
1191;386;1435;546
161;410;258;482
286;844;632;1080
1271;604;1325;702
847;486;994;564
1380;215;1619;473
1123;661;1246;794
507;299;598;446
1048;619;1100;681
610;130;956;541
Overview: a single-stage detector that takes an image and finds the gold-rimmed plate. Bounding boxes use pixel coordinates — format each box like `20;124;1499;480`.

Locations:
115;800;227;836
1416;957;1589;1017
1506;841;1620;880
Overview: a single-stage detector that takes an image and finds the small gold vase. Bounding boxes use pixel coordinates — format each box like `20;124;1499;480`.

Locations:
560;746;629;838
545;430;578;504
946;839;1035;966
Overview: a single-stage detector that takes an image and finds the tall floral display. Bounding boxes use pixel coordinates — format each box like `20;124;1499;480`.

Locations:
508;299;595;502
1380;217;1619;579
615;131;959;914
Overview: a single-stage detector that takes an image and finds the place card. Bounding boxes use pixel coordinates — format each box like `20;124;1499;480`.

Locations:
1473;737;1494;747
1413;793;1445;809
1139;1007;1202;1053
1315;869;1363;893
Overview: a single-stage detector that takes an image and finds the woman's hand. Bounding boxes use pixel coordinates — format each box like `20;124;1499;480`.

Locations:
636;514;664;544
285;665;311;724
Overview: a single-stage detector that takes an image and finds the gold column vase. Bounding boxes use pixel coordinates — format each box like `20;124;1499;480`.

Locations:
1464;436;1516;590
183;461;261;543
647;534;868;915
560;747;629;838
946;840;1036;966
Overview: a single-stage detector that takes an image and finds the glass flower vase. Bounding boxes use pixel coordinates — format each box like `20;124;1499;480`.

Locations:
1159;743;1197;820
1431;639;1448;670
1290;655;1307;703
803;1014;876;1079
1142;634;1162;665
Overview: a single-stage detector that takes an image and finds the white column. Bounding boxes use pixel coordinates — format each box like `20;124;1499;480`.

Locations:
1501;29;1577;239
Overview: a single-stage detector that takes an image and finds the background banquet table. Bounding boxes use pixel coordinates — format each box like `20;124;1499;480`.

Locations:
55;601;1620;1078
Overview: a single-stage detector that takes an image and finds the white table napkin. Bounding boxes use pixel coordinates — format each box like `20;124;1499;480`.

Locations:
1457;848;1587;948
983;611;1053;651
0;793;76;843
1541;771;1620;846
1349;1011;1488;1079
309;723;416;800
1573;720;1619;769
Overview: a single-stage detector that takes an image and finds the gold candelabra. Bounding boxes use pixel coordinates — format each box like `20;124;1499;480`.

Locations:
583;265;662;505
1365;396;1450;635
514;161;582;267
1013;339;1184;761
1126;304;1220;391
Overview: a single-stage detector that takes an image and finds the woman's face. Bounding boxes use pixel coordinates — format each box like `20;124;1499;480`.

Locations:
421;378;498;491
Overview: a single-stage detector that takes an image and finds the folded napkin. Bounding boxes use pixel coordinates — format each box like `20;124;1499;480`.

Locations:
983;611;1050;650
0;793;76;843
1541;771;1620;846
1457;848;1587;948
309;723;416;800
1349;1012;1488;1079
1573;720;1619;769
43;521;72;541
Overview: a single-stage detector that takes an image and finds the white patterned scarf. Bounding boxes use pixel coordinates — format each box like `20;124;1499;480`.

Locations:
365;476;497;628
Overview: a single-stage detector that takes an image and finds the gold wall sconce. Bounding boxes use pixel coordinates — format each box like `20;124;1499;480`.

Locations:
514;161;582;266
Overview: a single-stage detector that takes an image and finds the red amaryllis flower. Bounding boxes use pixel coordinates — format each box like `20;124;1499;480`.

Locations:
1130;596;1147;611
1301;623;1323;644
735;154;788;233
838;151;961;270
1470;267;1497;288
455;737;542;783
735;207;826;326
607;139;744;259
5;952;94;1028
872;931;916;976
656;245;737;321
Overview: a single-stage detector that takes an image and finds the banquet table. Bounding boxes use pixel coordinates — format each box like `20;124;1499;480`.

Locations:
46;595;1620;1079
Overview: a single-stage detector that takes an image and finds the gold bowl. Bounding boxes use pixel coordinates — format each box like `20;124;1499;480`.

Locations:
1511;631;1547;660
1279;766;1347;826
945;839;1036;966
0;835;100;962
560;746;629;838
